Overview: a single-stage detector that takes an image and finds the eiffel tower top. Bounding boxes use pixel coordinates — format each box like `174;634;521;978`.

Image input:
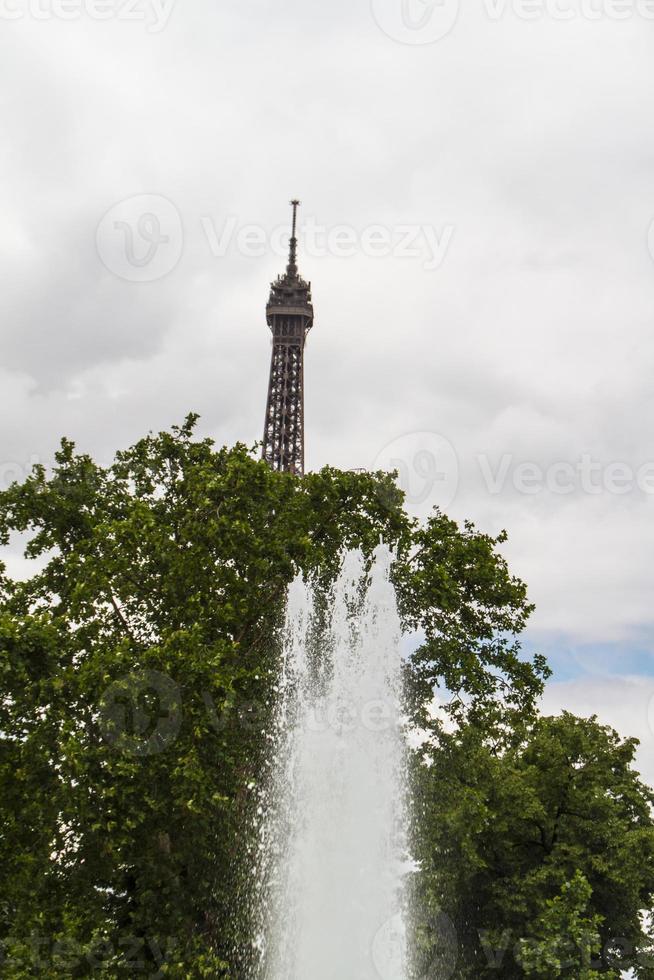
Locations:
267;200;313;324
262;201;316;475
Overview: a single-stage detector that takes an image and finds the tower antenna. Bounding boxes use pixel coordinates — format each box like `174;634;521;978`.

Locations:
288;199;301;276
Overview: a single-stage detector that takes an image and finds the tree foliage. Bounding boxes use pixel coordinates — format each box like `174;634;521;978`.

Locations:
412;713;654;977
1;419;649;977
518;872;605;979
0;419;545;976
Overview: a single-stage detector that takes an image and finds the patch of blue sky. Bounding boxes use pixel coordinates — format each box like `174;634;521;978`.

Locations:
521;631;654;684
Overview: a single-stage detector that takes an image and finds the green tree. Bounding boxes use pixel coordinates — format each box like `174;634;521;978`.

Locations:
518;871;605;978
412;713;654;978
0;418;544;977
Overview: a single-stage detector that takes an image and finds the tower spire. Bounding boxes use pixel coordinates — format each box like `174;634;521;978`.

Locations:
287;199;300;277
261;200;314;476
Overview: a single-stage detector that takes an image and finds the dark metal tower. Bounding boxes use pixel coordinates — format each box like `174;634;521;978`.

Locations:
261;200;314;475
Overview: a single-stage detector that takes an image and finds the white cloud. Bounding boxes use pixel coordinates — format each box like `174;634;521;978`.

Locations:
0;1;653;655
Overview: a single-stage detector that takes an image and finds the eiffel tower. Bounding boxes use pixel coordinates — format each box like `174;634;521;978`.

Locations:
261;200;314;475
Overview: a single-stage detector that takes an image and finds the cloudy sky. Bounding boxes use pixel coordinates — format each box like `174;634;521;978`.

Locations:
1;0;654;777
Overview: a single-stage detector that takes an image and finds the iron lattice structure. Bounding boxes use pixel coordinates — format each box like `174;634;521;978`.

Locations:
262;200;314;475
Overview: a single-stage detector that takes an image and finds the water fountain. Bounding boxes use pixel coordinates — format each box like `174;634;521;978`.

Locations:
254;545;409;980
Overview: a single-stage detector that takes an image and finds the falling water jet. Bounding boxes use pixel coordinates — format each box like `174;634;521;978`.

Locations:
253;545;409;980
